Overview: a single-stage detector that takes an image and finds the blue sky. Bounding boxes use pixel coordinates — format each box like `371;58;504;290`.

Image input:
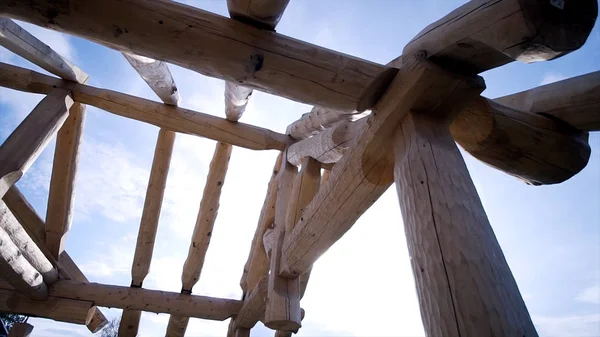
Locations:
0;0;599;336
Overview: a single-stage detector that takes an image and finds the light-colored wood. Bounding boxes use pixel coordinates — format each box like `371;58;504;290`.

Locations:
0;18;88;83
123;53;180;106
286;119;366;166
403;0;597;74
0;88;73;198
181;142;233;292
495;71;600;131
280;56;485;277
234;276;268;329
8;322;33;337
0;226;47;300
264;158;301;332
2;187;109;333
49;280;243;320
45;102;86;260
0;63;289;151
225;82;253;122
0;287;94;325
118;309;142;337
240;154;282;294
285;158;320;234
164;315;189;337
451;97;591;185
393;111;537;336
227;0;290;30
131;129;176;287
1;0;397;112
0;201;58;284
286;106;369;140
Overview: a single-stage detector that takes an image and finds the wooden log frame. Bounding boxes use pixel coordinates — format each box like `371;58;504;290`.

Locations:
286;106;370;140
7;322;34;337
122;53;180;106
2;187;109;333
0;63;289;151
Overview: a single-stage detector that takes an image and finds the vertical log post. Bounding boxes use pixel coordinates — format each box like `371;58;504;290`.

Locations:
393;111;538;336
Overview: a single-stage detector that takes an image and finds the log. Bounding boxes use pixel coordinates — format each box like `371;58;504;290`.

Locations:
264;158;301;331
7;322;33;337
240;154;282;293
285;158;320;234
0;202;58;284
280;56;485;277
225;82;253;122
118;310;142;337
286;106;369;140
0;288;94;325
0;63;288;151
286;119;366;166
495;71;600;132
49;280;243;320
393;111;537;336
0;88;73;198
0;0;397;112
164;316;189;337
0;18;88;83
227;0;290;30
45;102;86;259
403;0;598;74
123;53;180;106
0;226;47;300
2;187;109;333
234;276;268;329
451;97;591;185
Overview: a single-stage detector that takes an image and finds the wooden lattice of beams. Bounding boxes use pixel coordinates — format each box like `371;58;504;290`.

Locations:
0;0;599;336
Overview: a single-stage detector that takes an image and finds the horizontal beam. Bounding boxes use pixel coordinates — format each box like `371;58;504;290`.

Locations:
0;63;289;151
286;106;369;140
123;53;180;106
227;0;290;30
403;0;598;74
49;280;243;320
0;18;88;83
495;71;600;132
0;0;396;112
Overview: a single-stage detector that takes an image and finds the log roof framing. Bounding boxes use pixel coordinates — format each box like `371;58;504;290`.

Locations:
0;0;598;336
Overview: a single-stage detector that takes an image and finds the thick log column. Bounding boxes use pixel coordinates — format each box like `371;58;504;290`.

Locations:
393;112;537;336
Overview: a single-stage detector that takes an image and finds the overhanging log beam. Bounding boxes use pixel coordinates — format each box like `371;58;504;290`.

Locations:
0;88;73;198
123;53;180;106
49;280;243;320
0;0;396;112
280;56;485;277
0;63;289;151
227;0;290;30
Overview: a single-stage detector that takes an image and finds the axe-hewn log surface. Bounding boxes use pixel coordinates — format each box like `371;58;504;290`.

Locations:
0;63;289;151
404;0;598;74
2;187;109;332
0;18;88;83
0;88;73;198
49;280;243;320
45;102;86;260
280;56;485;277
0;202;58;285
451;97;591;185
495;71;600;132
0;0;396;112
123;53;180;106
393;111;537;336
0;286;94;325
234;276;268;329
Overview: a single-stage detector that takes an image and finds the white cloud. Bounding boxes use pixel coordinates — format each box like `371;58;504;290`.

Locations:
578;284;600;305
535;314;600;337
540;72;567;85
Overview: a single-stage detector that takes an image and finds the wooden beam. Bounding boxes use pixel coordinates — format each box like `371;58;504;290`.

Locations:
118;310;142;337
0;18;88;83
227;0;290;30
0;88;73;198
0;202;58;285
225;82;253;122
280;56;485;278
123;53;180;106
393;111;536;335
45;102;86;259
285;158;320;234
451;97;591;185
2;187;109;333
0;287;93;325
0;226;47;300
0;63;289;151
286;106;369;140
240;153;282;293
49;280;243;320
495;71;600;132
403;0;598;74
234;276;268;329
7;322;33;337
0;0;397;112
